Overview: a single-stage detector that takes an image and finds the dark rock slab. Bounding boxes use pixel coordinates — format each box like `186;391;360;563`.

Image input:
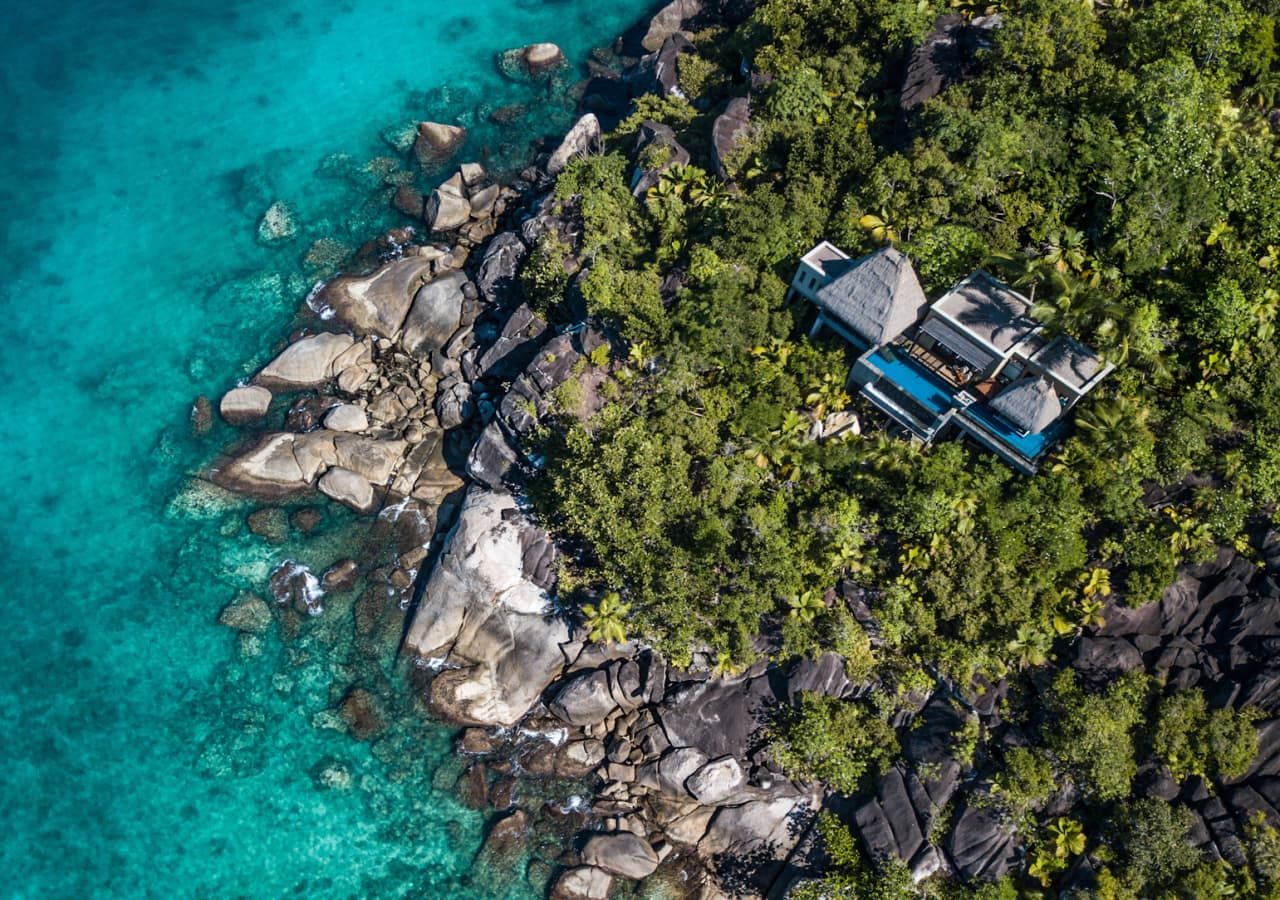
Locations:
475;303;549;382
945;805;1017;881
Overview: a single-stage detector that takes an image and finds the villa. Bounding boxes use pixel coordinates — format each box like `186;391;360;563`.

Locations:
789;241;1113;473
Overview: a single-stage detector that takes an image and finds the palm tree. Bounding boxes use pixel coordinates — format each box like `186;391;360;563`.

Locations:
858;212;898;244
787;590;825;624
949;492;979;536
1007;624;1051;669
805;373;852;418
581;592;630;644
859;432;918;475
1050;818;1086;858
1205;220;1235;253
1075;395;1149;462
711;650;742;677
1080;566;1112;599
987;250;1054;304
1042;227;1087;273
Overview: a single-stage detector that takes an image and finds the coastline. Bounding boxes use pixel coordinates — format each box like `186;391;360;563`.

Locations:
200;4;822;896
201;2;1280;898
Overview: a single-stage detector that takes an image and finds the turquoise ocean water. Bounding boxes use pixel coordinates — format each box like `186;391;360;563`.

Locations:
0;1;651;895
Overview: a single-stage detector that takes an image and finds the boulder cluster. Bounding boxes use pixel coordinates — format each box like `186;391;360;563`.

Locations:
829;545;1280;887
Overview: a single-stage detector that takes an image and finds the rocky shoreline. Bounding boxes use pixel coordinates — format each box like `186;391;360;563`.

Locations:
200;2;1280;898
201;5;832;896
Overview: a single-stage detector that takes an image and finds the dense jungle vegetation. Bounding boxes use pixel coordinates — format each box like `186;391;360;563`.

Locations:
523;0;1280;894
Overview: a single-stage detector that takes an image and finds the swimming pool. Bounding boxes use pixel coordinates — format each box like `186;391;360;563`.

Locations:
867;346;957;417
959;402;1062;461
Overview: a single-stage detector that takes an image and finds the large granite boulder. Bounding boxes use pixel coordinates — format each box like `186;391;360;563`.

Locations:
214;431;405;498
254;332;356;391
551;867;612;900
687;756;745;804
699;795;816;860
323;403;369;433
426;172;472;232
945;804;1018;881
413;121;466;167
711;96;751;180
639;33;694;98
220;385;272;424
214;432;321;496
581;832;660;879
547;114;602;176
317;257;435;339
475;303;549;382
499;42;566;79
550;670;619;726
639;746;708;797
900;14;1001;113
318;466;376;512
630;120;691;197
402;270;467;357
640;0;702;52
657;674;777;760
403;487;570;725
466;419;523;490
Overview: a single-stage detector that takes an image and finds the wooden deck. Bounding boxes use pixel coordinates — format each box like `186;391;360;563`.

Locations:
900;338;973;388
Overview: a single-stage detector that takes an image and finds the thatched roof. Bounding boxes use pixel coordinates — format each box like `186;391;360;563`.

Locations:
815;247;928;346
990;376;1061;434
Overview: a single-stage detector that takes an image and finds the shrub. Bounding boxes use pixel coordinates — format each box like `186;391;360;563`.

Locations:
1046;669;1148;801
770;692;897;794
1153;688;1261;782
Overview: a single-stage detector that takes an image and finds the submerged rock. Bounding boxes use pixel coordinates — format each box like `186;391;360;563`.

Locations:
246;506;289;543
338;686;387;740
257;200;297;243
320;558;359;593
190;395;213;435
289;506;323;533
483;808;529;857
218;593;272;634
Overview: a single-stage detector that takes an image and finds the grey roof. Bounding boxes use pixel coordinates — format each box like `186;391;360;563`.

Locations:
990;376;1061;434
1030;335;1104;392
932;271;1039;354
815;247;928;346
803;241;851;276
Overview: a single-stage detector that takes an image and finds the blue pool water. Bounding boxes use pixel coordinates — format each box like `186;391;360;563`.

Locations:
0;0;653;895
960;402;1061;461
869;347;957;417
